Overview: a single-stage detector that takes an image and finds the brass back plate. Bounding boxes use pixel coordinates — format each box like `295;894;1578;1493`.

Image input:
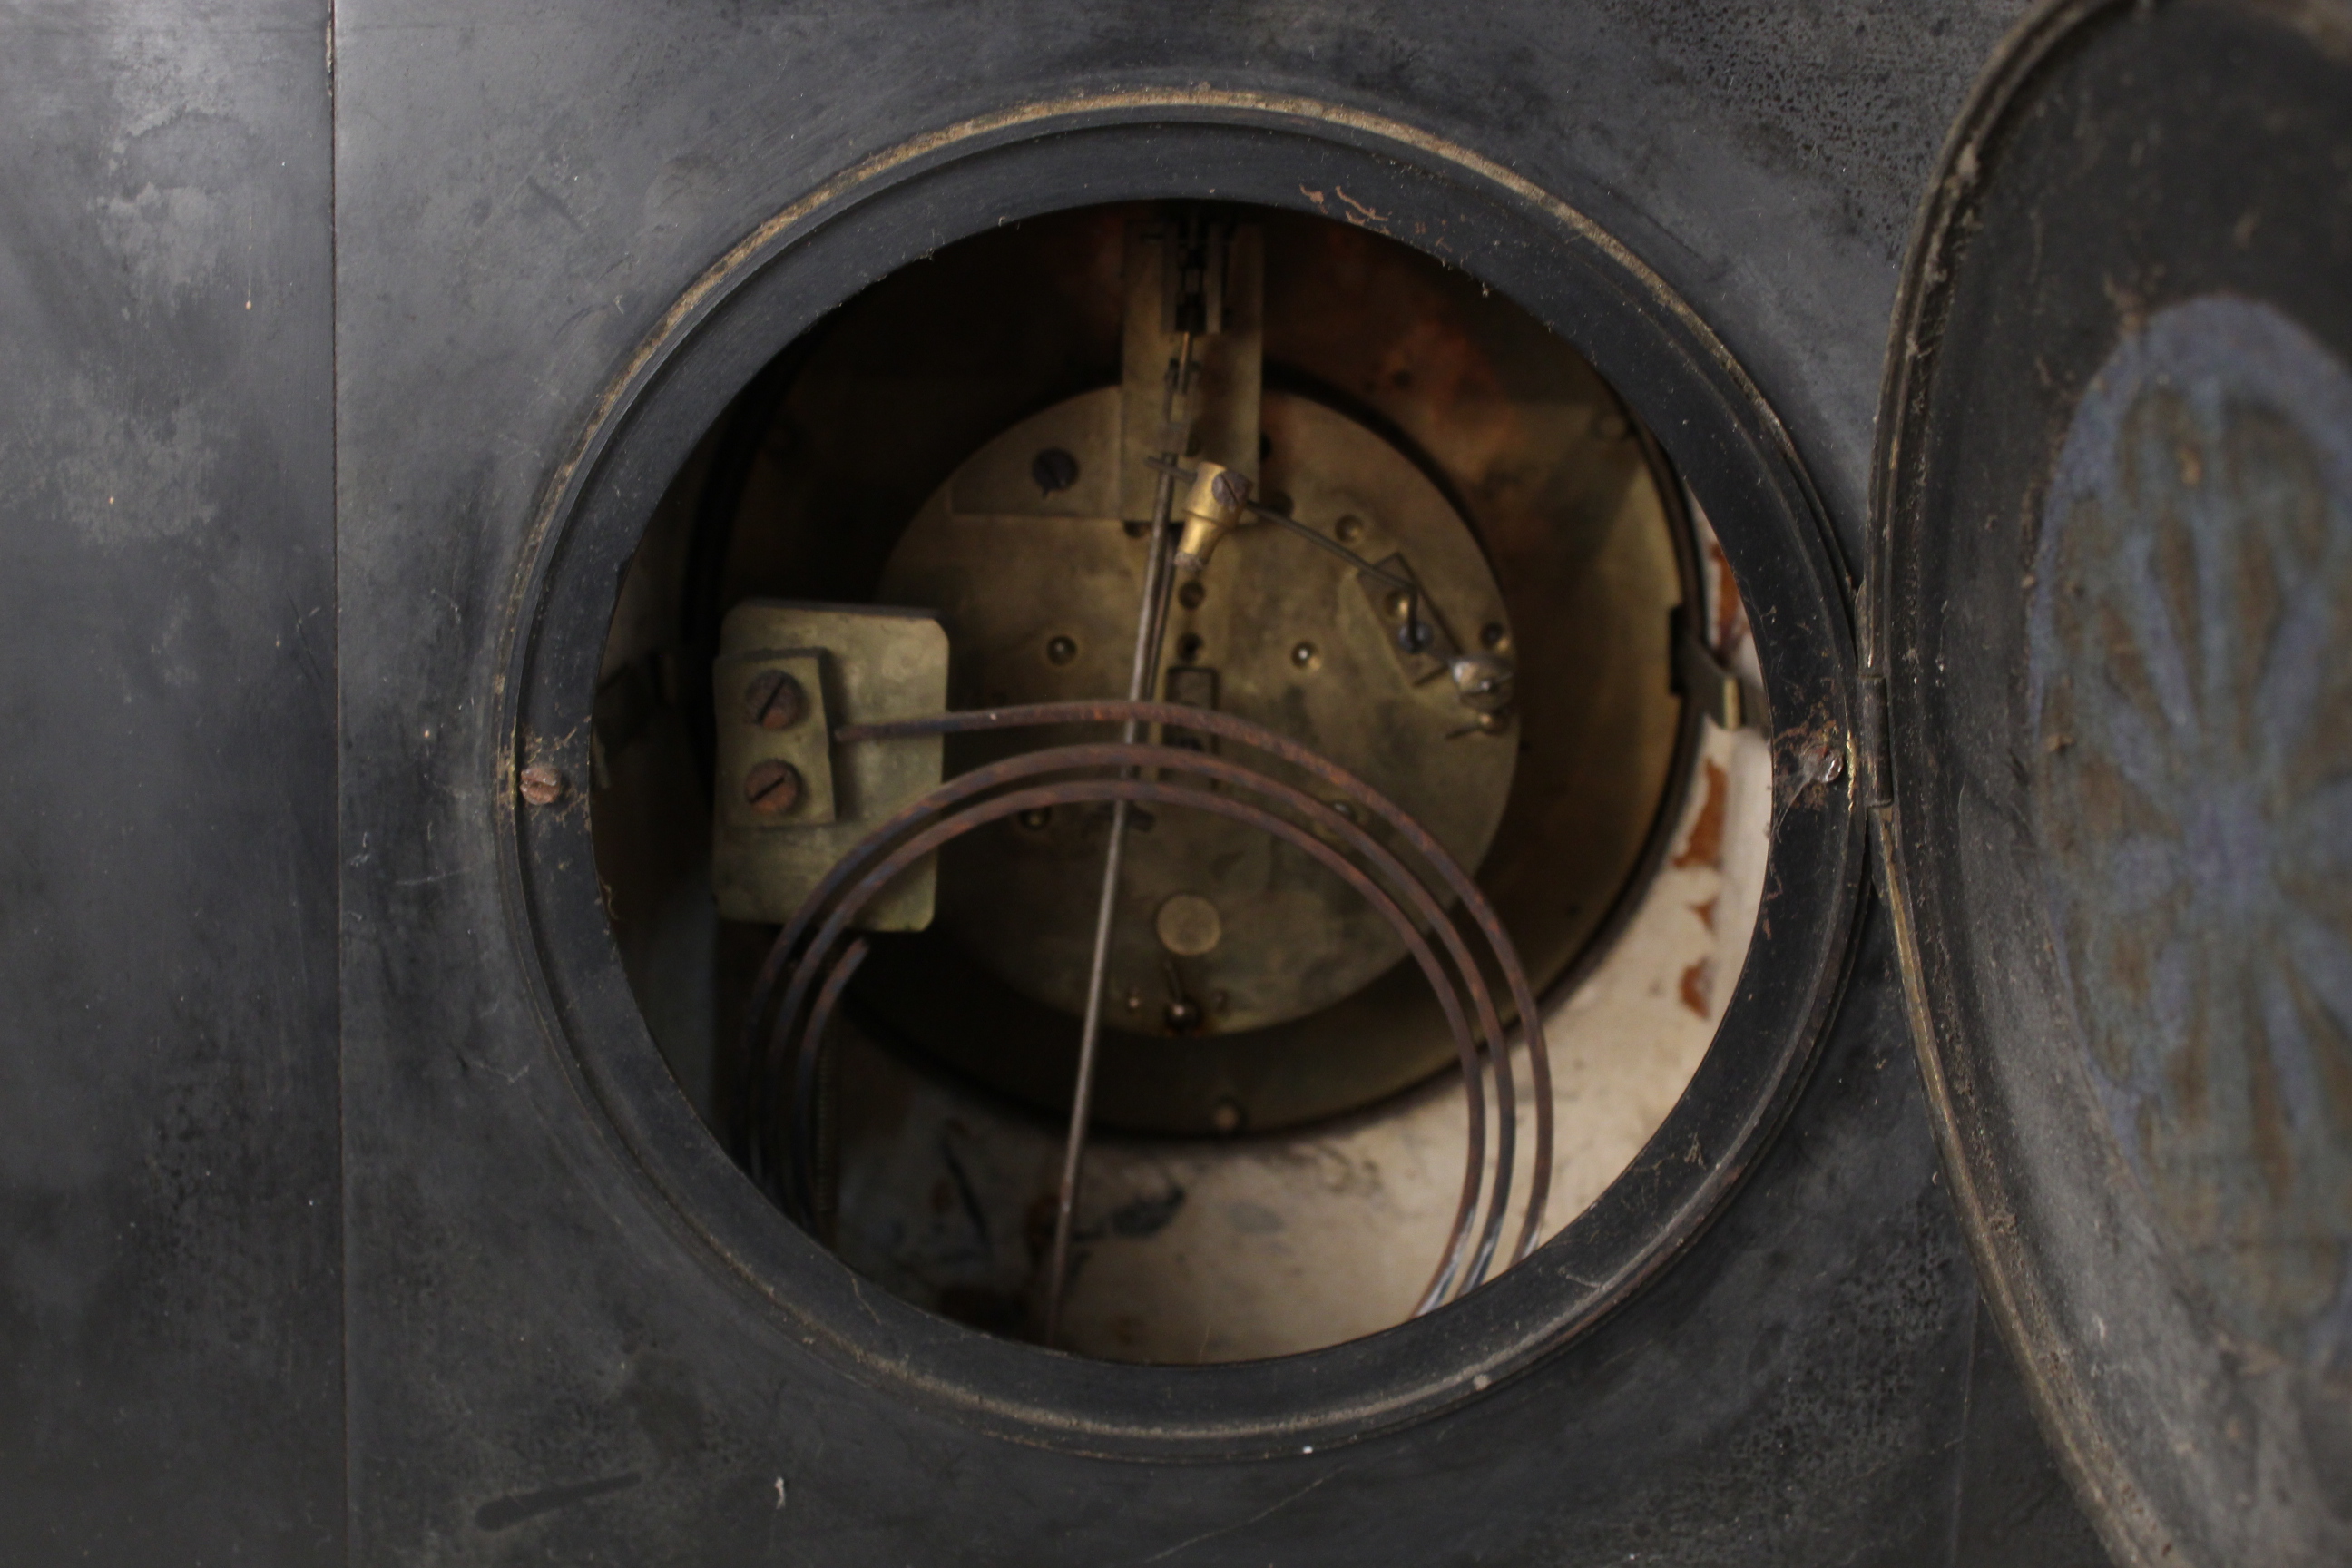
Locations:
877;387;1516;1034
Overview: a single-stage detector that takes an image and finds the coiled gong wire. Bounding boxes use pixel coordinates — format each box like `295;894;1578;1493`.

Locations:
733;699;1553;1323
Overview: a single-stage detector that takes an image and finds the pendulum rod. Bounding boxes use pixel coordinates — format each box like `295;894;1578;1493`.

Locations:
1041;322;1195;1346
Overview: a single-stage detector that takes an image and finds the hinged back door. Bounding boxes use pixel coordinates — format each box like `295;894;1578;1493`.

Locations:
1871;2;2352;1563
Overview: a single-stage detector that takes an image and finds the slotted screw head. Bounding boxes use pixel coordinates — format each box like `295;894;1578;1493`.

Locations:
742;670;806;731
518;765;567;807
742;760;803;815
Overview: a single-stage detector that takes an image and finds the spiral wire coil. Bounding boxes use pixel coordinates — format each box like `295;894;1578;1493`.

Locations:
736;699;1553;1316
